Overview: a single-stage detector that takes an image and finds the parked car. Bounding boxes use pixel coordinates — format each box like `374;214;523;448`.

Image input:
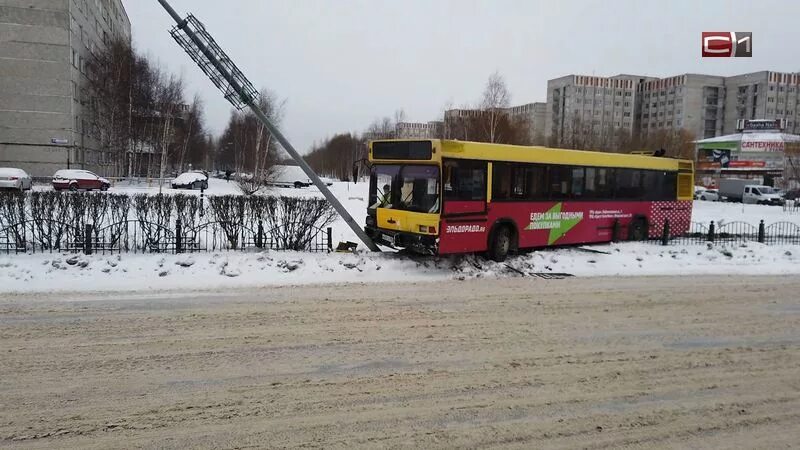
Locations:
742;185;784;206
698;189;719;201
171;171;209;190
52;169;110;191
694;186;707;200
782;189;800;201
0;168;33;191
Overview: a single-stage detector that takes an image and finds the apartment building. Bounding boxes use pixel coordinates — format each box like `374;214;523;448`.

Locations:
0;0;131;176
506;102;546;144
395;121;443;139
638;74;726;140
545;74;655;145
724;71;800;136
546;71;800;145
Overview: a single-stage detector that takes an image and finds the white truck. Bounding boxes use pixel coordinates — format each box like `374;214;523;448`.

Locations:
719;179;784;205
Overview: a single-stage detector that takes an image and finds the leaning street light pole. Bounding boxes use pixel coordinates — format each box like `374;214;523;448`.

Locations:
155;0;380;252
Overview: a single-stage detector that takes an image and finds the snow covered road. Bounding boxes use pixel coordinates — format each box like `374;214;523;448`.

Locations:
1;276;798;448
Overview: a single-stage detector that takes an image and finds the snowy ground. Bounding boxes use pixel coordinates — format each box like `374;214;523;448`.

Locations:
2;241;800;294
7;181;800;294
691;199;800;225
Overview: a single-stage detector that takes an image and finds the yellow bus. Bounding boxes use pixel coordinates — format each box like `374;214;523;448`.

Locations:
365;140;694;261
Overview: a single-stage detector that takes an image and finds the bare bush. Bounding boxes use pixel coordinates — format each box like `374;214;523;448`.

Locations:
208;195;247;249
267;197;336;251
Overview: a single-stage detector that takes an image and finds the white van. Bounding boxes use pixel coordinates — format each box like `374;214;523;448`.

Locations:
742;185;784;206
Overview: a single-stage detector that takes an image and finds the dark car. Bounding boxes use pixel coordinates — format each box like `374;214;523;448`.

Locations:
782;189;800;201
52;169;110;191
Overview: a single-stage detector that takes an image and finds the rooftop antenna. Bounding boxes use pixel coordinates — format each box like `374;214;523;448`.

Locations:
155;0;380;252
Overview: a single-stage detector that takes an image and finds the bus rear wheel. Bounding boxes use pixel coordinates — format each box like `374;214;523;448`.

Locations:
628;218;649;241
488;226;512;262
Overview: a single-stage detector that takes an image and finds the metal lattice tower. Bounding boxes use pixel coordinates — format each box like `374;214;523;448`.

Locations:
169;15;258;110
156;0;380;252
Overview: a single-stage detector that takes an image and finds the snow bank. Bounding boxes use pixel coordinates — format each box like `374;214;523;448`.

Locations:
691;200;800;226
2;242;800;295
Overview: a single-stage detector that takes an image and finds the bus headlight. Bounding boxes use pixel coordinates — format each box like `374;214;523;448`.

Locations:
419;225;436;234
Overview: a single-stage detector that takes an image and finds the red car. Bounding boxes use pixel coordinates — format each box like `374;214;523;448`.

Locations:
52;169;111;192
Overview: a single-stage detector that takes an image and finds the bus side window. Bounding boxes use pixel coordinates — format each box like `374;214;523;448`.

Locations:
665;172;678;199
492;163;511;200
597;168;615;200
511;165;526;199
445;159;486;201
526;165;548;200
549;166;571;200
571;168;585;199
615;168;640;200
584;167;597;199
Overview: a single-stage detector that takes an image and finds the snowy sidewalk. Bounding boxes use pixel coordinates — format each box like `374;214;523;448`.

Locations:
2;242;800;294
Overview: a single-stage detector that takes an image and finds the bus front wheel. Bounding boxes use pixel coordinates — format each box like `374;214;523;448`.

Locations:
488;226;512;262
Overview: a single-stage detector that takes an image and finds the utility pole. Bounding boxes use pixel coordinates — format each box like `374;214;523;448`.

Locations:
155;0;379;251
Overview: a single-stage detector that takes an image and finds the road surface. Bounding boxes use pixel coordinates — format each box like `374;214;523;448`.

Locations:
1;276;799;449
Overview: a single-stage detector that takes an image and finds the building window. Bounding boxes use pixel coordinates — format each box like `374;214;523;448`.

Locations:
770;85;775;91
768;97;775;102
623;112;631;117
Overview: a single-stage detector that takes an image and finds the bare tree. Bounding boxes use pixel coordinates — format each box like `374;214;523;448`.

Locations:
394;109;407;126
217;89;286;195
480;72;511;143
87;38;135;177
305;133;366;181
365;116;395;140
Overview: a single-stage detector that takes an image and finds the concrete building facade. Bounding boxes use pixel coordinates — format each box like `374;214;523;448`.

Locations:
0;0;130;176
724;71;800;136
395;121;443;139
506;102;546;144
546;71;800;146
638;74;726;140
546;74;654;146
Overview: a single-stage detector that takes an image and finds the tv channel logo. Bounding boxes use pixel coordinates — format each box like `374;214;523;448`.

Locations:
702;32;752;57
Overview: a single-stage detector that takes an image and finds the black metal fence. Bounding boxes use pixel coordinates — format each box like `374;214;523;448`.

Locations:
653;219;800;246
0;192;335;255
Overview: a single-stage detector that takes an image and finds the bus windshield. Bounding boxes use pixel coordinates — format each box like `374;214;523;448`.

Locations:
369;165;440;214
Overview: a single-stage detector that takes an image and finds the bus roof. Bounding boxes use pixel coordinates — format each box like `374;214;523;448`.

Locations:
370;139;692;172
439;140;689;171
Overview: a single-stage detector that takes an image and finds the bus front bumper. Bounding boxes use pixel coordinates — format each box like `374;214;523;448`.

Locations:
365;226;438;255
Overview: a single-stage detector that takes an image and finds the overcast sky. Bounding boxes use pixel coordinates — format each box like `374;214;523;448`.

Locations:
124;0;800;153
